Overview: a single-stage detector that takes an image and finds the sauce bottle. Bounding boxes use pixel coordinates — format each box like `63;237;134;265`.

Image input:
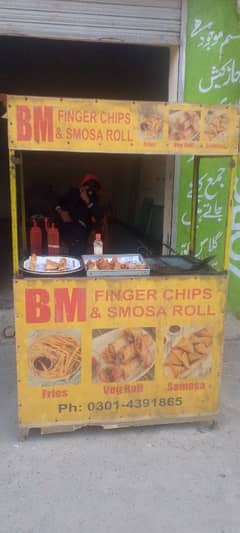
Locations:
93;233;103;255
30;219;42;255
47;223;60;255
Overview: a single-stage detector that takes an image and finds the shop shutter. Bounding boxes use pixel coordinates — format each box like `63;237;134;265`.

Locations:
0;0;182;46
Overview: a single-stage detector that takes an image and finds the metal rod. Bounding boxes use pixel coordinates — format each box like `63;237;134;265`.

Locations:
9;150;19;274
19;152;27;255
224;156;237;270
189;156;200;256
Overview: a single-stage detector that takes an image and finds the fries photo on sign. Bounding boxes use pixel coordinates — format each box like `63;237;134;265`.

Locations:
28;330;81;385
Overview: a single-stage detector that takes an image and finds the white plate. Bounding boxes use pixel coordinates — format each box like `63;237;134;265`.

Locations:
23;255;83;275
92;328;155;383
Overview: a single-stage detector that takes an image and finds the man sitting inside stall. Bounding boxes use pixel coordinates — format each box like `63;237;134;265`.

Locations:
56;173;104;254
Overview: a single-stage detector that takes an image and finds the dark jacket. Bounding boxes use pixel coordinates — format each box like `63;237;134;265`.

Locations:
58;187;102;233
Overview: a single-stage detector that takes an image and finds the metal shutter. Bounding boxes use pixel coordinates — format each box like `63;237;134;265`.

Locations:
0;0;182;46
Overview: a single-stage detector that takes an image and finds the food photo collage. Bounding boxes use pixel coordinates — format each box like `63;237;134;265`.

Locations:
27;324;213;387
137;104;231;145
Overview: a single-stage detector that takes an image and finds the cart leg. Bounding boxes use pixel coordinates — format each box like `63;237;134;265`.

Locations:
189;155;200;256
19;426;29;441
224;156;237;270
9;150;19;274
19;152;27;256
197;418;218;432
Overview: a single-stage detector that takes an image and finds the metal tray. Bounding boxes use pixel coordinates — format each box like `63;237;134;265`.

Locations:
146;255;215;272
82;254;150;277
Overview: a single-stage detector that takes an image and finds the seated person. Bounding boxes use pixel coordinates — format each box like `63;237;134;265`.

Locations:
56;173;103;254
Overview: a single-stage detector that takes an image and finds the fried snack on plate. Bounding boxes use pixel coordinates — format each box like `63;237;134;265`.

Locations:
125;262;135;269
205;112;228;141
96;258;111;270
92;356;99;372
194;343;209;356
58;258;67;272
29;254;37;271
110;257;121;270
140;113;162;137
165;364;185;379
120;357;139;380
164;325;213;379
174;350;190;369
123;329;153;368
169;111;200;141
188;351;203;364
124;329;152;346
137;332;153;351
45;259;60;271
102;337;127;363
140;350;153;369
95;258;105;269
174;336;194;354
87;260;97;270
165;350;182;366
194;328;212;338
124;330;153;368
118;342;136;364
98;365;123;383
190;334;212;347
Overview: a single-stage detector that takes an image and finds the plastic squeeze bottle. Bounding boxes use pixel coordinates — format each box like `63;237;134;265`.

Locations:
93;233;103;255
47;223;60;255
30;219;42;255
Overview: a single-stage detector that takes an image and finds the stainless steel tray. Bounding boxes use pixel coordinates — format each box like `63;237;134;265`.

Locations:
82;254;150;277
146;255;215;272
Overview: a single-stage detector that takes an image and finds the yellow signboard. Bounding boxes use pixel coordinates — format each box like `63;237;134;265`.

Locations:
14;275;226;432
8;95;239;156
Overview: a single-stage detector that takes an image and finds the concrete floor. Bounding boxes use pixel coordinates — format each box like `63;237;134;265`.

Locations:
0;308;239;533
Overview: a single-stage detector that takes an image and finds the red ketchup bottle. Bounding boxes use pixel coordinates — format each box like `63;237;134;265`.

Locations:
30;219;42;255
47;223;60;255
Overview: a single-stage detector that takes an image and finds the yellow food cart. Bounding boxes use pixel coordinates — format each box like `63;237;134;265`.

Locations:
7;95;239;438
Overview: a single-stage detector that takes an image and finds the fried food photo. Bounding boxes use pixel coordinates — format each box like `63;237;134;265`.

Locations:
169;110;200;141
205;111;229;141
139;112;163;139
92;328;155;383
164;327;213;379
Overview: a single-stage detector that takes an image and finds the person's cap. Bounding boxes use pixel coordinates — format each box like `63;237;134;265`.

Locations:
80;173;100;187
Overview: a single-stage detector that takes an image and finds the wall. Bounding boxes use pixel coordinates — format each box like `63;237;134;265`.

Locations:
177;0;240;314
137;156;166;210
23;152;137;218
0;36;169;220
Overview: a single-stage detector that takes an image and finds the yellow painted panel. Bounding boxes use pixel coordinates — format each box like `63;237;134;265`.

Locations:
7;95;239;156
14;275;227;429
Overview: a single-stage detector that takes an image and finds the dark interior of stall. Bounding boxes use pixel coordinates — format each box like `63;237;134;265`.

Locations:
0;36;170;304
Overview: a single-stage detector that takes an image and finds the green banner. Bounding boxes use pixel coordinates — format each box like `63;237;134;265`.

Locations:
177;0;240;314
